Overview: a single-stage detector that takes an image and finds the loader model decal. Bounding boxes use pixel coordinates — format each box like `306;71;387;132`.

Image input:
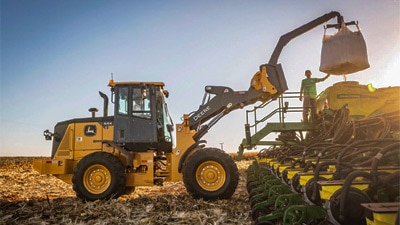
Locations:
102;121;113;129
84;125;97;136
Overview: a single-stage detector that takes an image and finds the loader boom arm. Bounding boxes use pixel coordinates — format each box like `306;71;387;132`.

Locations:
190;81;275;141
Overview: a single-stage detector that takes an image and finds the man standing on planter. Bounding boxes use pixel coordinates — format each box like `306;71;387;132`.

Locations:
299;70;330;123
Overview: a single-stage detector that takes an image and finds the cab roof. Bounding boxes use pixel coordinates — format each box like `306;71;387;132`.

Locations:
108;80;165;88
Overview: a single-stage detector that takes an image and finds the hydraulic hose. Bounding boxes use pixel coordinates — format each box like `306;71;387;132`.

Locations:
338;171;373;222
311;161;336;201
370;142;400;184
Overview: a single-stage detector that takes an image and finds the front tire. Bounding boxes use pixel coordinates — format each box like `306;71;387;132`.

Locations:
182;147;239;200
72;152;126;201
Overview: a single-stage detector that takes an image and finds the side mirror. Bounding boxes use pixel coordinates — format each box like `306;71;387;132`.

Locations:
43;129;54;141
163;90;169;98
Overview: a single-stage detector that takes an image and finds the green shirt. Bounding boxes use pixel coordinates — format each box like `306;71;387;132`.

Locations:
300;78;324;99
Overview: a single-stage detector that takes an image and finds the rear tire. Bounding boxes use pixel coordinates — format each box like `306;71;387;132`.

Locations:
182;147;238;200
72;152;126;201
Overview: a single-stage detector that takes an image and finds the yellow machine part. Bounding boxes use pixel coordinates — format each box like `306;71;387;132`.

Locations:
166;116;197;182
362;202;400;225
48;122;115;161
256;157;274;164
283;163;335;181
273;162;280;171
33;116;200;187
33;159;74;175
286;168;304;180
298;172;334;186
327;165;336;173
278;164;293;174
316;168;399;201
126;151;155;186
34;121;114;163
267;159;278;167
195;160;226;191
317;81;400;117
318;180;370;201
33;121;120;184
250;65;278;94
277;158;317;175
273;156;301;169
32;159;76;184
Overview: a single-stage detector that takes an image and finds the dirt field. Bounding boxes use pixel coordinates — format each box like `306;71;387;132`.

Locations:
0;157;253;225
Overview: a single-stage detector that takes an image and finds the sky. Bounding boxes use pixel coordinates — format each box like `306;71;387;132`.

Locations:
1;0;399;156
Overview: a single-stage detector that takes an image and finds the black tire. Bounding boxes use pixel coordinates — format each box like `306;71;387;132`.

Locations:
72;152;126;201
182;147;239;200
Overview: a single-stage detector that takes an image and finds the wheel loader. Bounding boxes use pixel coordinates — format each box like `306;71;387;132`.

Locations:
34;11;352;201
33;63;287;201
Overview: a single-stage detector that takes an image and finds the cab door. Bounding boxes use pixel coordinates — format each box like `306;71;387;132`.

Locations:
113;85;157;151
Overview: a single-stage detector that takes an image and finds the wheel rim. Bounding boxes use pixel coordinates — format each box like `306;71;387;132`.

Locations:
83;164;111;194
196;161;226;191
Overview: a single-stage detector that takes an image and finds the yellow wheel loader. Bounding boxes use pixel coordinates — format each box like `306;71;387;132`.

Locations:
34;11;351;201
34;73;283;201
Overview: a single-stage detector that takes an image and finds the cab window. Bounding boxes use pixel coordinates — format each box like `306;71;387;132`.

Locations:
132;87;151;118
118;87;128;115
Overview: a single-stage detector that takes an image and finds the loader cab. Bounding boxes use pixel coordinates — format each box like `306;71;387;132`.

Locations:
109;81;173;153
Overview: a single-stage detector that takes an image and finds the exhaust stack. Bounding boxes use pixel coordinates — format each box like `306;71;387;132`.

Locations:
99;91;109;117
